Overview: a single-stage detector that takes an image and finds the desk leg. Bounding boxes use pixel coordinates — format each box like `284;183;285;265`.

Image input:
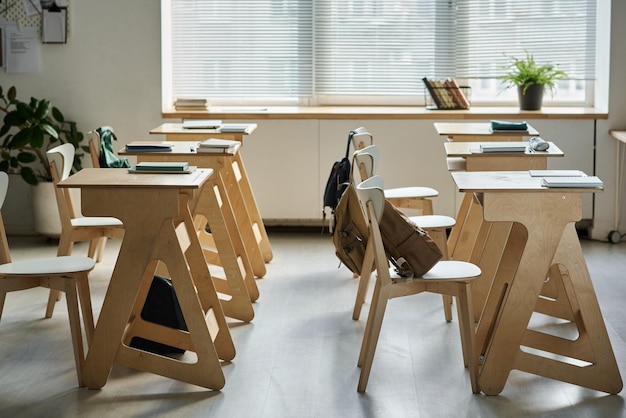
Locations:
82;190;233;390
477;192;622;395
220;157;267;277
193;178;257;321
234;153;273;262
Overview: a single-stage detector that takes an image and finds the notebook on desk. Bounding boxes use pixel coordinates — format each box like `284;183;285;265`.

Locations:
182;119;223;129
479;143;528;153
541;176;603;188
529;170;586;177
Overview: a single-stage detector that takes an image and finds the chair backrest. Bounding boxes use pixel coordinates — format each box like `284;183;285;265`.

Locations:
356;175;386;224
87;130;101;168
0;172;11;264
47;144;80;224
351;127;374;151
353;144;379;183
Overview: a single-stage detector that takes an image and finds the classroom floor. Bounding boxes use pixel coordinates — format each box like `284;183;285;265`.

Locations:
1;232;626;418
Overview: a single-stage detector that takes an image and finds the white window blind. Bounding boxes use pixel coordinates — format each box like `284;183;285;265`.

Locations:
166;0;313;102
164;0;596;105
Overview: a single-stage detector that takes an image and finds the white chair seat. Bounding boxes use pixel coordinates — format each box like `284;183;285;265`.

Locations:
71;217;123;227
409;215;456;229
384;186;439;199
388;260;480;281
0;256;95;275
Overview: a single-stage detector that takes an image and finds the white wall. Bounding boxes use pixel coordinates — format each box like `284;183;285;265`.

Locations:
3;0;625;242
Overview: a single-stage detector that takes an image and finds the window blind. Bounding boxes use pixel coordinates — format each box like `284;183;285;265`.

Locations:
166;0;313;102
164;0;596;104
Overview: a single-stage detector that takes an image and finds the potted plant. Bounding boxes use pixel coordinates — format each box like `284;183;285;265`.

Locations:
498;51;567;111
0;85;87;236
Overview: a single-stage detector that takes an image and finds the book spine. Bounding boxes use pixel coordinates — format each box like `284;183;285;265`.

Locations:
448;78;470;109
422;77;443;109
431;79;455;109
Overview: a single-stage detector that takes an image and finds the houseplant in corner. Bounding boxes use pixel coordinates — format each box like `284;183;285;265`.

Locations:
498;51;567;111
0;85;87;236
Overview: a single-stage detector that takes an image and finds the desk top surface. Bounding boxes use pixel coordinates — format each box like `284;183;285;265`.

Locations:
444;141;564;157
58;168;213;189
434;122;539;137
451;171;603;193
150;123;257;135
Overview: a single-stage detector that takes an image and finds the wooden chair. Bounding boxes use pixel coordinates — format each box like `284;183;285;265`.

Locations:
354;175;481;393
45;143;125;318
88;130;101;168
352;145;457;321
350;127;439;216
0;172;95;387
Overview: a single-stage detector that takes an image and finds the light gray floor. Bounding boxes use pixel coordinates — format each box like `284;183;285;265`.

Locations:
1;232;626;418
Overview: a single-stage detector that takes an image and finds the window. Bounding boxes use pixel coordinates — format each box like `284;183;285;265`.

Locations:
162;0;596;108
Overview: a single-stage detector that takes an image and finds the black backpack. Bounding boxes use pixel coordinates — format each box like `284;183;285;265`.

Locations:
322;130;357;230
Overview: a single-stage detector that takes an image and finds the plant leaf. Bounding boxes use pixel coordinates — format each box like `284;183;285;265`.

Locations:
20;166;38;185
17;151;37;163
9;127;32;148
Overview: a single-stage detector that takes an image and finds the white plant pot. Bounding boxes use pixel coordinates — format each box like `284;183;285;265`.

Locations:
32;181;61;238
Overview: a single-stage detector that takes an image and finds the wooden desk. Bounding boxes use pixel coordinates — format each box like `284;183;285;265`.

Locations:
445;142;564;318
146;129;273;265
434;122;539;142
59;168;235;390
121;142;269;279
451;171;621;396
150;122;257;143
121;143;260;321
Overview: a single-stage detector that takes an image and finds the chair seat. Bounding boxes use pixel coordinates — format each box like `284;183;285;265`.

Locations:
409;215;456;229
389;260;480;281
384;186;439;199
71;217;123;227
0;256;95;275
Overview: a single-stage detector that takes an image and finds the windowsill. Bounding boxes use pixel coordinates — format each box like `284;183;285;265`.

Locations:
162;106;607;120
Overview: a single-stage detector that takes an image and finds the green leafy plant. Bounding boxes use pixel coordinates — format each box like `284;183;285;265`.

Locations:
0;85;87;185
498;51;567;95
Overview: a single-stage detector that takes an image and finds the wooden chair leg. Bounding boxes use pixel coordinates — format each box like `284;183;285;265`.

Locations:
428;228;454;322
357;280;391;392
47;234;75;318
60;277;87;387
76;275;95;343
0;292;5;320
352;242;375;320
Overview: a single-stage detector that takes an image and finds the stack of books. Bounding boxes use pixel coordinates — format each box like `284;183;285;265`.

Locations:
422;77;470;110
173;98;209;111
197;138;240;154
131;161;195;173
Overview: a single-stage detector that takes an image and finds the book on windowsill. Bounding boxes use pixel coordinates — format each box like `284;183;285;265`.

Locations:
174;99;210;111
125;142;173;152
541;176;603;188
133;161;191;172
